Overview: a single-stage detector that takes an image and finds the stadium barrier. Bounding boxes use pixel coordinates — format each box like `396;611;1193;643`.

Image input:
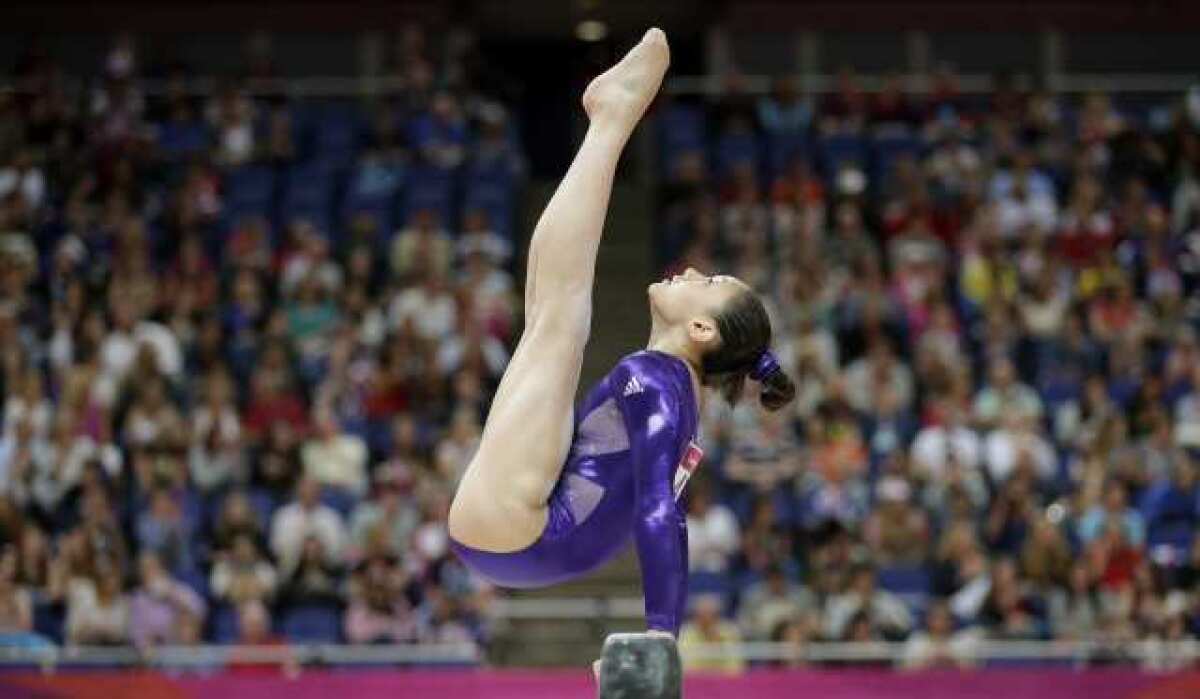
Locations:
1;72;1193;98
0;638;1195;672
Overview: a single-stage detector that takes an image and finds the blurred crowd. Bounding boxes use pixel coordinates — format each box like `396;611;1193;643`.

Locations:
0;29;526;653
662;68;1200;672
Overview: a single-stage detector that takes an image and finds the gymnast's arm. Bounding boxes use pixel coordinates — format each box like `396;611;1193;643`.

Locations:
614;364;689;637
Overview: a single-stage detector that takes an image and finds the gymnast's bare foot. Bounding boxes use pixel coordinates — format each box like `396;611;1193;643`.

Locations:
582;27;670;132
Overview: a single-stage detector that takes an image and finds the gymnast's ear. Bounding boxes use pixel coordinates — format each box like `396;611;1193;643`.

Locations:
686;316;719;347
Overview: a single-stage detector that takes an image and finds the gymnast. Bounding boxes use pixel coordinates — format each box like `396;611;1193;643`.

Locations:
447;27;796;661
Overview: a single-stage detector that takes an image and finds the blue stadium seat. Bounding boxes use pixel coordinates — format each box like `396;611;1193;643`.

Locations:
32;599;64;645
658;103;707;156
281;164;334;235
224;165;276;221
1153;527;1200;558
657;102;708;177
158;120;210;160
687;571;733;597
817;134;868;177
209;603;241;644
714;130;761;176
247;488;280;529
871;129;922;179
764;133;811;178
312;104;364;168
319;487;358;520
877;566;931;612
462;182;514;240
280;603;342;643
403;165;457;228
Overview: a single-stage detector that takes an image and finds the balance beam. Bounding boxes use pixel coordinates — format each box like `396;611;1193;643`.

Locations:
596;633;682;699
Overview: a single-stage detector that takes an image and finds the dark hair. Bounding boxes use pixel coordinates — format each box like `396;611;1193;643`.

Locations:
701;290;796;411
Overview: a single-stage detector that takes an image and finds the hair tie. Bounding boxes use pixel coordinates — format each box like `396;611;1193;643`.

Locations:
749;349;780;382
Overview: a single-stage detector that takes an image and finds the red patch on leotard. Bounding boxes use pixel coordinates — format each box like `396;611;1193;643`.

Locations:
672;441;704;500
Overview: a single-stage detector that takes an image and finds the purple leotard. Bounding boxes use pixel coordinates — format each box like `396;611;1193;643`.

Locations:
449;350;700;635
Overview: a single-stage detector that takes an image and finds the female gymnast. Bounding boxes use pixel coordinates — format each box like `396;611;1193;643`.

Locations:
447;28;796;645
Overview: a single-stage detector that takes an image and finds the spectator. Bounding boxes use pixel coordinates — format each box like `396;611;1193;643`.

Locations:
65;562;130;646
0;545;46;647
434;407;482;487
824;564;914;641
678;594;745;674
236;599;281;646
189;368;245;493
388;267;458;343
910;398;982;480
301;408;368;497
972;357;1043;430
350;466;420;561
228;600;295;674
128;552;206;649
1077;481;1146;547
278;536;343;607
345;555;417;643
416;585;475;644
270;477;348;575
210;533;277;605
736;564;815;641
982;413;1057;485
1047;561;1102;639
135;488;195;575
899;600;981;670
390;209;453;281
863;476;930;566
843;338;915;415
757;76;812;137
212;490;266;553
685;481;740;574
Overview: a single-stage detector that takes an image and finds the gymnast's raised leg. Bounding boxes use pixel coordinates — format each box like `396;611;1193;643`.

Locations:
447;29;670;553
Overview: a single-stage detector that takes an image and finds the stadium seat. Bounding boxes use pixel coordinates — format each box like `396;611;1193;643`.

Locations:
281;164;334;235
714;130;761;176
224;165;277;221
312;103;364;169
403;164;457;227
247;488;280;529
877;566;931;612
280;603;342;643
319;487;358;520
870;128;922;179
817;133;868;177
209;603;241;644
658;103;707;153
462;182;515;240
32;599;64;645
687;571;732;596
158;120;211;160
764;133;811;178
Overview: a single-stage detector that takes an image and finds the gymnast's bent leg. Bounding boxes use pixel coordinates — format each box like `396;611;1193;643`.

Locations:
447;29;670;553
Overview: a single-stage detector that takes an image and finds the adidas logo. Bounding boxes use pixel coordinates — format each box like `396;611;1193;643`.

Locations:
623;376;644;397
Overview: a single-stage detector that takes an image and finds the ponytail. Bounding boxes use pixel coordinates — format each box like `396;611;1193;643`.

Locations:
750;349;797;412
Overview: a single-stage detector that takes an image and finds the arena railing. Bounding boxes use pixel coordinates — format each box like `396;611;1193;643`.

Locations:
0;642;482;671
0;638;1195;672
680;638;1200;666
2;71;1193;99
664;72;1196;96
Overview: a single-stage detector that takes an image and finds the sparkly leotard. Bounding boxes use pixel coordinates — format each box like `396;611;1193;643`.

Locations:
449;350;701;635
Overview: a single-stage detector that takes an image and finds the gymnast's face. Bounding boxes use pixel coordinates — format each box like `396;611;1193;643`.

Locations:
648;267;748;342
